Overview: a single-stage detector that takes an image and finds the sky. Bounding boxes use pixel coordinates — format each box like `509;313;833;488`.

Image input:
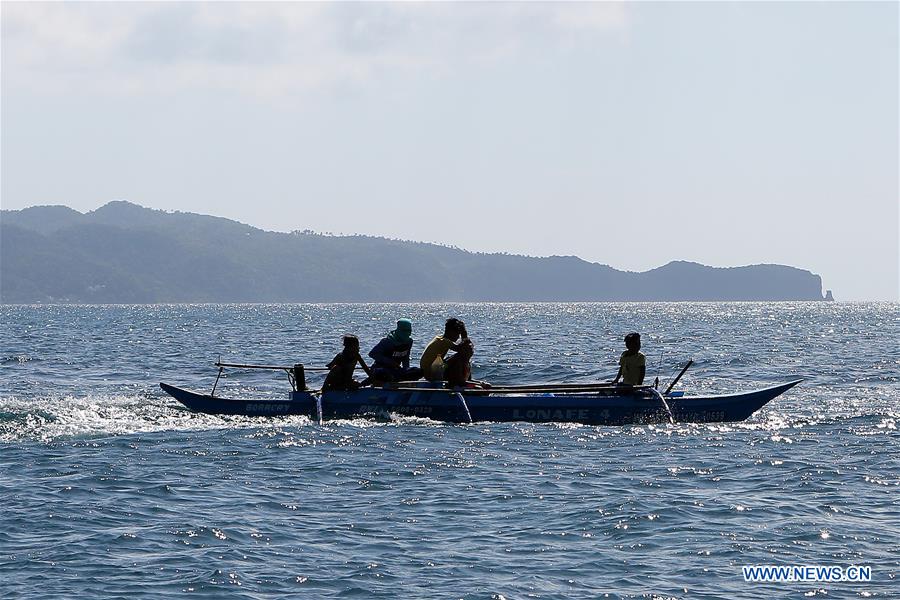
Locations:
1;2;897;300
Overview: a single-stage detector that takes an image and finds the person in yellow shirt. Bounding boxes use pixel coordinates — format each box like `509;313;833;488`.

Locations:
420;318;468;382
612;332;646;386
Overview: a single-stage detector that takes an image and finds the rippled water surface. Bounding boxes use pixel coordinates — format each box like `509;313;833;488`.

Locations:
1;302;898;598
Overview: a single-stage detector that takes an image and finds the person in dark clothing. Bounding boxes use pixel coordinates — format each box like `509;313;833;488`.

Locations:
444;338;474;388
322;335;372;391
442;338;491;389
368;318;423;382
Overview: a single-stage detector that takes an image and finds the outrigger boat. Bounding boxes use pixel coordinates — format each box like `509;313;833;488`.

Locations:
159;361;801;426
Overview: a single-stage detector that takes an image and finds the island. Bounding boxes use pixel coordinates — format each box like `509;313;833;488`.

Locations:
1;201;829;304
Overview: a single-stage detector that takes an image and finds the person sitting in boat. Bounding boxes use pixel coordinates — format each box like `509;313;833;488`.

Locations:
368;319;423;382
444;338;475;388
612;332;646;386
323;335;373;392
442;337;491;389
420;318;469;382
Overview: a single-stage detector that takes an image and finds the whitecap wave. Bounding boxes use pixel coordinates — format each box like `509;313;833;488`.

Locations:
0;394;317;442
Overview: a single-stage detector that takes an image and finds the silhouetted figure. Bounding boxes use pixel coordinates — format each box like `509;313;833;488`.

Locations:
444;338;475;388
612;332;646;386
420;318;470;381
323;335;372;391
368;319;423;382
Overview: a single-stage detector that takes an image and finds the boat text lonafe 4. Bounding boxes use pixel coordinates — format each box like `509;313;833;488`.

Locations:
159;361;802;426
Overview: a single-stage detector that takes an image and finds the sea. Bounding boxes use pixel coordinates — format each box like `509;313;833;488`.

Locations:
1;302;897;599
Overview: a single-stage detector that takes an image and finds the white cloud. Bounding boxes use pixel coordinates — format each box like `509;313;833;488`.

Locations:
1;1;628;100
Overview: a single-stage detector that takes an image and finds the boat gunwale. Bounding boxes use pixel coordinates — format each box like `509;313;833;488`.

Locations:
160;380;802;403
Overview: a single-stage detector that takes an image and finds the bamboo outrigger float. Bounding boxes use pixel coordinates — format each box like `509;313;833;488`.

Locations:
159;361;801;426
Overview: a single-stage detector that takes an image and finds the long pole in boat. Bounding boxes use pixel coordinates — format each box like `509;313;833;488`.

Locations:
664;359;694;396
654;346;666;390
211;365;224;397
656;359;692;425
211;355;224;397
216;361;331;372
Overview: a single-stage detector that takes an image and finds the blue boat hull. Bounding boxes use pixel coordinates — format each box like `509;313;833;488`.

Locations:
159;380;800;425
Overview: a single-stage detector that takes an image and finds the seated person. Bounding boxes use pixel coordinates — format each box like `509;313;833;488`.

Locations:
322;335;372;391
444;338;474;388
611;332;646;386
420;318;469;381
368;319;423;383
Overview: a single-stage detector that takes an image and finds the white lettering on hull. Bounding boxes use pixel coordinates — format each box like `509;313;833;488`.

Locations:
245;403;291;414
358;404;434;415
510;408;594;421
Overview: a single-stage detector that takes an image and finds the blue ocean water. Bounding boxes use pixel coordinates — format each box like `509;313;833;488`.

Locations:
1;302;897;598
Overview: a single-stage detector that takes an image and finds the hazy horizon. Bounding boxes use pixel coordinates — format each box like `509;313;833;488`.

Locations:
2;2;897;300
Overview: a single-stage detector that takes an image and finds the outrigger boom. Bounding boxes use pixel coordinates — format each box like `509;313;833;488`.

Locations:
215;361;328;372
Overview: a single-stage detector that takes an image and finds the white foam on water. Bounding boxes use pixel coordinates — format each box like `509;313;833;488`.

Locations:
0;394;317;443
1;354;33;364
325;414;447;428
0;394;461;442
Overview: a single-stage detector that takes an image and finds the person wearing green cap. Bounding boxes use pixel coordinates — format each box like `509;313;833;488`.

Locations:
367;318;423;382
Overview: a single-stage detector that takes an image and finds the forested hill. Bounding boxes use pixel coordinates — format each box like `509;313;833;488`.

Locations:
1;201;827;303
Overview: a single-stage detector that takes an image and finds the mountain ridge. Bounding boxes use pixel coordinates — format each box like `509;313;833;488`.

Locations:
1;201;828;303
